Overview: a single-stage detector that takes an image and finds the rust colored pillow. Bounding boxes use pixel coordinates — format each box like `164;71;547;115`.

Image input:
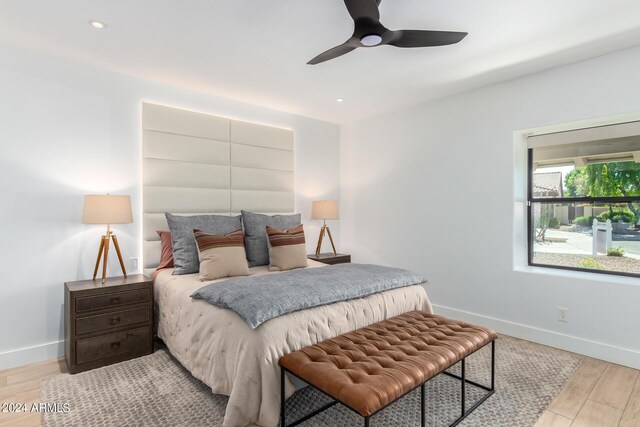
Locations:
156;230;174;270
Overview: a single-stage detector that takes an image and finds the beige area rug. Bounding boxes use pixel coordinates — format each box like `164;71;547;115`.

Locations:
42;335;582;426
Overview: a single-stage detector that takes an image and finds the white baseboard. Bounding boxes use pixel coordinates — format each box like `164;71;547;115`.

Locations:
0;340;64;370
432;304;640;370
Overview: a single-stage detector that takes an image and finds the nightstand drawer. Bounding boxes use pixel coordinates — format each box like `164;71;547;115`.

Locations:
75;306;151;335
75;288;150;313
75;326;151;365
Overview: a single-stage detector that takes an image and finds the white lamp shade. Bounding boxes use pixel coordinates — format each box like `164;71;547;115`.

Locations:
311;200;339;220
83;195;133;224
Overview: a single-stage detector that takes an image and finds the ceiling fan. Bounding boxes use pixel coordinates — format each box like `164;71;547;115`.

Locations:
308;0;468;65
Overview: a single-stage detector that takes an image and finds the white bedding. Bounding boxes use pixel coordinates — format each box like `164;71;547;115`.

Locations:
154;260;433;427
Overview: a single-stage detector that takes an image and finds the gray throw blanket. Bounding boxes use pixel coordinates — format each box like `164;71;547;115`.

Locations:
191;263;425;328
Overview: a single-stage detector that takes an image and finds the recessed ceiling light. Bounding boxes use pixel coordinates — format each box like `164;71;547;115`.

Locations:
89;20;107;29
336;98;344;103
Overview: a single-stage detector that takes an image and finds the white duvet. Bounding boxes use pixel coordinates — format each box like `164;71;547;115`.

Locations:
154;260;433;427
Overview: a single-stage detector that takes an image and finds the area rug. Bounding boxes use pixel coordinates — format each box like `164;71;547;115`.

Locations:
42;335;581;426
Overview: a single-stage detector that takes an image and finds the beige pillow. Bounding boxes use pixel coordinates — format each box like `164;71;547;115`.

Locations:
266;224;308;271
193;229;250;281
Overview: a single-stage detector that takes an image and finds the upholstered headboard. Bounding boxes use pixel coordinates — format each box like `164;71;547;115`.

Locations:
142;103;294;276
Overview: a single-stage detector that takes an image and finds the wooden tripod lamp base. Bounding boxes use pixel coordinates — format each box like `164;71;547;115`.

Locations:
315;223;337;257
92;225;128;284
83;194;133;285
311;200;339;257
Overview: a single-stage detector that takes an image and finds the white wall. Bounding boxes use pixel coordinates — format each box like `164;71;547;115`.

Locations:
0;45;340;369
341;45;640;368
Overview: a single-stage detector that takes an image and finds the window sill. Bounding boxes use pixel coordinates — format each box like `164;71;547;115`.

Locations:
513;263;640;287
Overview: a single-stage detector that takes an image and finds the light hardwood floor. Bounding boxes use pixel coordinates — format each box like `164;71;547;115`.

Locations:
535;357;639;427
1;350;638;426
0;358;67;427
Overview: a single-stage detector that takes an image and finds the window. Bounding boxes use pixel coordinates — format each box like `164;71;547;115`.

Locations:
527;122;640;278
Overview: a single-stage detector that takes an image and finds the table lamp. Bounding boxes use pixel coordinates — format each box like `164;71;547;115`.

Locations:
311;200;339;256
83;194;133;284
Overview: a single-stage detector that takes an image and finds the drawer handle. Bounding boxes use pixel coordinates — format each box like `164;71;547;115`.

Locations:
110;341;121;350
110;296;121;304
109;316;121;325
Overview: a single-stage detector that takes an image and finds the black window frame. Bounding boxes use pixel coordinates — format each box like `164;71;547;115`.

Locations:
527;148;640;279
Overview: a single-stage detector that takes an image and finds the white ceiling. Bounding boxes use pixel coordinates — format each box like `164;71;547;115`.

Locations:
2;0;640;124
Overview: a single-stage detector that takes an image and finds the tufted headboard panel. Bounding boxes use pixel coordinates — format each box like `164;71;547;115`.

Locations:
142;103;294;276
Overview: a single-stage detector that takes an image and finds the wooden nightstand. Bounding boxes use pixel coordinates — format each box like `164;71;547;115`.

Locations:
308;253;351;265
64;275;153;374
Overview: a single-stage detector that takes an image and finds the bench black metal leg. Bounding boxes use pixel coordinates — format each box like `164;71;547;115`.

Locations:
421;383;425;427
461;358;466;417
364;416;370;427
281;368;286;427
491;340;495;391
447;340;496;427
280;367;340;427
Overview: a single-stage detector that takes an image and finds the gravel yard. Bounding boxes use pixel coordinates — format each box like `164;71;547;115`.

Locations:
533;252;640;274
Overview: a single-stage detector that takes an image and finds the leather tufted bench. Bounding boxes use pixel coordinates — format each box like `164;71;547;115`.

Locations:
279;311;497;427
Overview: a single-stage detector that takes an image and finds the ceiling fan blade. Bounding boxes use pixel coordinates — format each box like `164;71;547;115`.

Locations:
308;41;357;65
388;30;468;47
344;0;380;22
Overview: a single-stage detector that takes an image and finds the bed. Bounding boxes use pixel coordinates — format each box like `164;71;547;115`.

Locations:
154;260;433;427
142;103;434;426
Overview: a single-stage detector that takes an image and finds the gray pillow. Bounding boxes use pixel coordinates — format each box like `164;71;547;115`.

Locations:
165;213;242;275
241;210;302;267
